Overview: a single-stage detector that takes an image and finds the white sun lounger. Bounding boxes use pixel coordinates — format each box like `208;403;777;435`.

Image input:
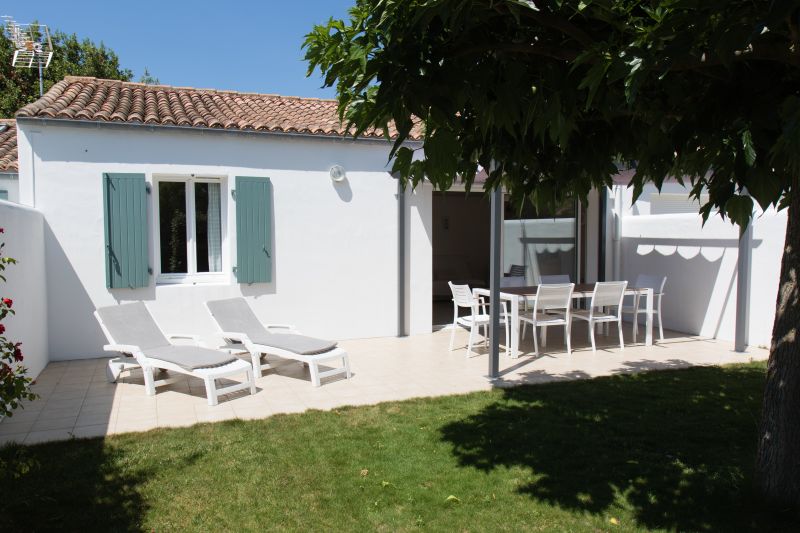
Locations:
95;302;256;406
206;297;351;387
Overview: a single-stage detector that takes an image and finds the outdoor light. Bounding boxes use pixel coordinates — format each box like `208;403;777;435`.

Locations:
329;165;346;182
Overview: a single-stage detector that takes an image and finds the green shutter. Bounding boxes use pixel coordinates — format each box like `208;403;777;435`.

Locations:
103;173;149;289
235;176;272;283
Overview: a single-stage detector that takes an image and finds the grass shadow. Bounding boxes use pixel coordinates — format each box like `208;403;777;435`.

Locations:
0;435;203;531
440;363;795;531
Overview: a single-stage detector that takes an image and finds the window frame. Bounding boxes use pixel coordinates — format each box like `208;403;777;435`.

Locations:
152;174;228;285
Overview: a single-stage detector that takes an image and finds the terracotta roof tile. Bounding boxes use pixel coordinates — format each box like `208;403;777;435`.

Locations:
0;120;17;173
17;76;423;141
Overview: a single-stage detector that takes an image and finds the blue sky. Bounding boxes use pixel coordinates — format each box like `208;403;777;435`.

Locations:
7;0;355;98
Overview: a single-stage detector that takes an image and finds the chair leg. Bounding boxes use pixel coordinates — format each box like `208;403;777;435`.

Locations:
521;319;527;340
618;319;624;350
143;366;156;396
343;354;352;379
631;295;640;342
251;352;263;377
565;323;571;355
449;305;458;351
532;324;539;355
505;321;510;357
542;325;548;347
466;325;476;358
204;377;218;406
658;299;664;341
247;368;256;395
310;362;321;387
589;321;596;353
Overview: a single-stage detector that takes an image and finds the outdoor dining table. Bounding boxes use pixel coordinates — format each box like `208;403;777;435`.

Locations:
473;283;655;358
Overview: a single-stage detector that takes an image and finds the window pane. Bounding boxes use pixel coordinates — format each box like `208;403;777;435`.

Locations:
159;182;187;274
195;182;222;273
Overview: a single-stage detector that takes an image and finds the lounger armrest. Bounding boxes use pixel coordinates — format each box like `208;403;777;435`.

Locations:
103;343;142;356
218;331;253;344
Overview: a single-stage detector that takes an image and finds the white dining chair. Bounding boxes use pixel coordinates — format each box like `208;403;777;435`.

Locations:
448;282;510;358
571;281;628;352
520;283;574;355
622;274;667;342
539;274;571;284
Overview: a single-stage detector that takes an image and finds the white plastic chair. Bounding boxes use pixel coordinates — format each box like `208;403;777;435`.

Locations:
622;274;667;341
571;281;628;352
539;274;571;284
448;282;510;358
520;283;574;355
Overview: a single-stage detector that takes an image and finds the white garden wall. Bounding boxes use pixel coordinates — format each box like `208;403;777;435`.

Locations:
0;201;48;377
619;184;786;347
17;121;432;360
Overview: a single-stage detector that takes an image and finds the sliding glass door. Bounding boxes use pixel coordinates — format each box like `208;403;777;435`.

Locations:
502;198;578;284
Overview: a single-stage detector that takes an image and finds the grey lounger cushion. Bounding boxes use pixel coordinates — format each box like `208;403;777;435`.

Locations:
248;333;337;356
143;345;238;371
207;297;338;355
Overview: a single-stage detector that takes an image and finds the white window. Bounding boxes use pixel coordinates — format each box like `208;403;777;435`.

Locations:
154;177;224;284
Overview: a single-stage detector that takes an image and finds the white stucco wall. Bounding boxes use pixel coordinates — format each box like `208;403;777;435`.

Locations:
619;206;786;347
17;121;432;360
0;173;19;203
0;201;48;377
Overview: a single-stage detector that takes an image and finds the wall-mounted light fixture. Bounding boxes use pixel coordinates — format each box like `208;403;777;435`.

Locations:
329;165;346;182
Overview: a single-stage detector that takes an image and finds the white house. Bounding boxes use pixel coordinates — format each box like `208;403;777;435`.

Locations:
0;76;787;378
0;119;18;202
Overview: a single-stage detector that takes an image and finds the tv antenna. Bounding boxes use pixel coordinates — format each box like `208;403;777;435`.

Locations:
3;16;54;96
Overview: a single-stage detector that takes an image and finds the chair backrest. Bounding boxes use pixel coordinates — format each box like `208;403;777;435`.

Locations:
95;302;169;350
448;282;476;308
534;283;574;313
500;276;526;288
207;297;270;338
633;274;667;294
539;274;571;284
507;264;526;277
590;281;628;311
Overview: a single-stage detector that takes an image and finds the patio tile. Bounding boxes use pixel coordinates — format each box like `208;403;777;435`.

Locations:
24;429;74;444
37;406;83;421
0;420;35;436
0;433;27;445
71;424;112;439
23;329;768;443
31;415;77;432
76;412;115;427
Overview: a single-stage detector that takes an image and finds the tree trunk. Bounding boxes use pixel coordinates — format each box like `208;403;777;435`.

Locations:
755;187;800;510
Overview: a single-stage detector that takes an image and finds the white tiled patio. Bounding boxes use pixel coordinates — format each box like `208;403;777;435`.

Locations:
0;325;767;445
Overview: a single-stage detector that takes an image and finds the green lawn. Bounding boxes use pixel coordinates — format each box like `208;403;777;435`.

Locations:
2;362;797;532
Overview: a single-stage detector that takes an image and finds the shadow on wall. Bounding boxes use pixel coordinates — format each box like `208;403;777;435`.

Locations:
43;222;108;359
441;364;784;531
622;236;761;337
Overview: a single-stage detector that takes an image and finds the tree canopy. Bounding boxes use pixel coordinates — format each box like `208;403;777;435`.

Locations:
305;0;799;226
305;0;800;510
0;27;132;117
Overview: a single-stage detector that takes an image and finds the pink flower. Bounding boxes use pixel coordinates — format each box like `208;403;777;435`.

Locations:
13;346;23;362
0;227;4;233
2;298;11;308
0;323;4;334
